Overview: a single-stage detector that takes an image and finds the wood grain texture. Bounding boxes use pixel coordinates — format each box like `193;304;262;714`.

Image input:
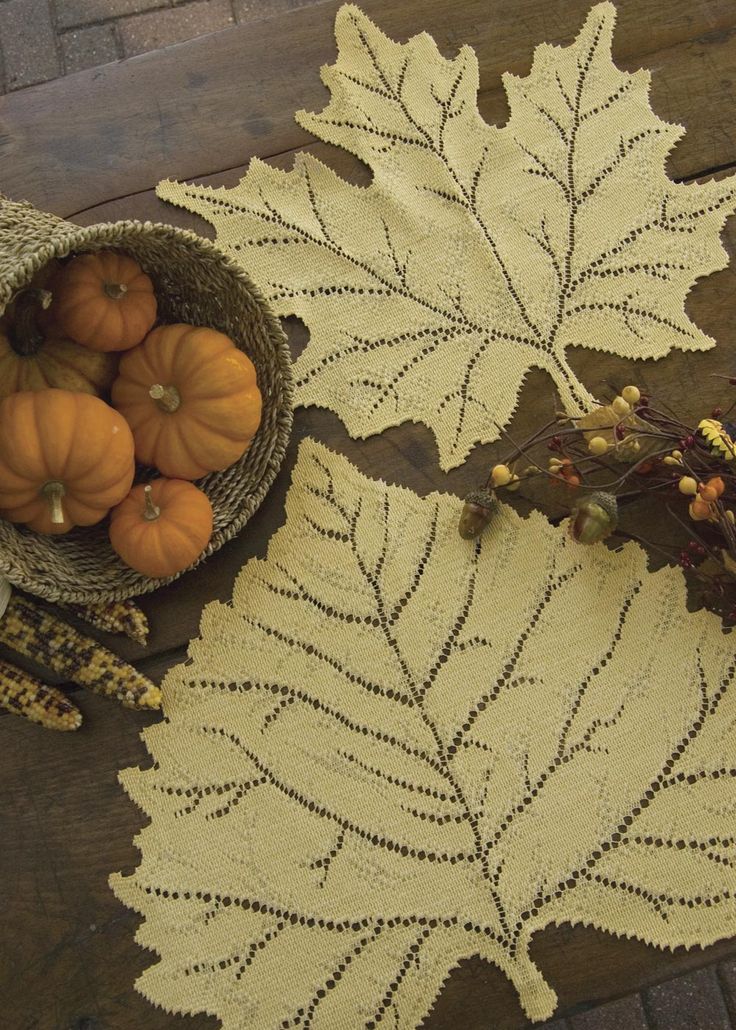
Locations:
1;0;736;1027
0;0;734;216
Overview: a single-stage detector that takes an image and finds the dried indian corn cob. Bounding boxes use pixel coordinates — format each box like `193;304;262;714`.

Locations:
61;598;149;645
0;658;81;730
0;595;161;710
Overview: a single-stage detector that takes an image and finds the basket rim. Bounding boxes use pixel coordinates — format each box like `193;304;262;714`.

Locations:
0;217;294;603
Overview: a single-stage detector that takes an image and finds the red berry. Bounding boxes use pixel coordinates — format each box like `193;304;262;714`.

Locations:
638;395;649;406
729;377;736;386
547;435;562;452
679;435;695;450
615;425;625;440
712;407;723;418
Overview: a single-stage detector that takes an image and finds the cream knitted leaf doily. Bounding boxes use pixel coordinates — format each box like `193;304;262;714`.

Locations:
158;3;736;471
112;438;736;1027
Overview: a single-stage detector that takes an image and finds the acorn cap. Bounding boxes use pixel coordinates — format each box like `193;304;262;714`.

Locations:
569;491;619;545
463;488;495;511
576;490;619;520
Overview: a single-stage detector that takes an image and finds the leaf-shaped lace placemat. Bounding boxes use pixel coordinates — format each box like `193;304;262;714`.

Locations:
112;438;736;1027
158;2;736;471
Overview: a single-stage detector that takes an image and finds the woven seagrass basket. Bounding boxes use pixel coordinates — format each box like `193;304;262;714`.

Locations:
0;196;293;604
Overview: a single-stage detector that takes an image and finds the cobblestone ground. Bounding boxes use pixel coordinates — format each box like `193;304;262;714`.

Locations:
0;0;319;91
1;0;735;1026
541;961;736;1029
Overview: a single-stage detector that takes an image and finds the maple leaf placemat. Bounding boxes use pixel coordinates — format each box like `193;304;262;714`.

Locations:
159;2;736;471
112;438;736;1027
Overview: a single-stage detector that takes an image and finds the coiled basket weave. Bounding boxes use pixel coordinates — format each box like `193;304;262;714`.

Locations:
0;196;293;604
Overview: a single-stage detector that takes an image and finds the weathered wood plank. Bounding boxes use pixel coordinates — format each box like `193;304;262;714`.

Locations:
0;0;734;217
0;694;215;1030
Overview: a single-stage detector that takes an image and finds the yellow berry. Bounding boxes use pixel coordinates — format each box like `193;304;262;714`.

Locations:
611;395;631;417
726;510;735;525
491;463;512;487
506;474;521;492
678;476;698;496
671;450;683;460
588;436;608;456
663;456;680;466
621;385;641;405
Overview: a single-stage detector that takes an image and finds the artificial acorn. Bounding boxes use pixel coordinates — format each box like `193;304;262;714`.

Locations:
568;491;618;545
458;488;495;540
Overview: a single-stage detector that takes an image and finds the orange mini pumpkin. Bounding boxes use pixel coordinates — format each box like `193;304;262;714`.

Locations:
0;288;118;400
0;390;135;534
49;251;157;352
109;479;213;578
112;324;262;480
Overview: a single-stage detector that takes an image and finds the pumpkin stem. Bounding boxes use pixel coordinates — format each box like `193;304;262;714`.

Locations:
149;384;182;414
143;485;161;522
42;481;66;525
104;282;128;300
8;288;53;357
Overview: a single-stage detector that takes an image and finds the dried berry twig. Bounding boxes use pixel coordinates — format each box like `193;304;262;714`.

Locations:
460;380;736;622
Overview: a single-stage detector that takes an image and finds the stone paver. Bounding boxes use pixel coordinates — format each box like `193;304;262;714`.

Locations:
0;0;329;95
717;959;736;1022
60;24;119;74
645;966;732;1030
56;0;167;30
118;0;235;57
570;994;649;1030
0;0;59;90
233;0;321;21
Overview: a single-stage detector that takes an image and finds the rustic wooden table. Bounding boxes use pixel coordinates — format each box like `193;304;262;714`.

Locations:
1;1;735;1027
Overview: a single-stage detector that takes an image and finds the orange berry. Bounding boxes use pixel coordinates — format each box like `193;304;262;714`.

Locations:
707;476;725;499
689;498;713;521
